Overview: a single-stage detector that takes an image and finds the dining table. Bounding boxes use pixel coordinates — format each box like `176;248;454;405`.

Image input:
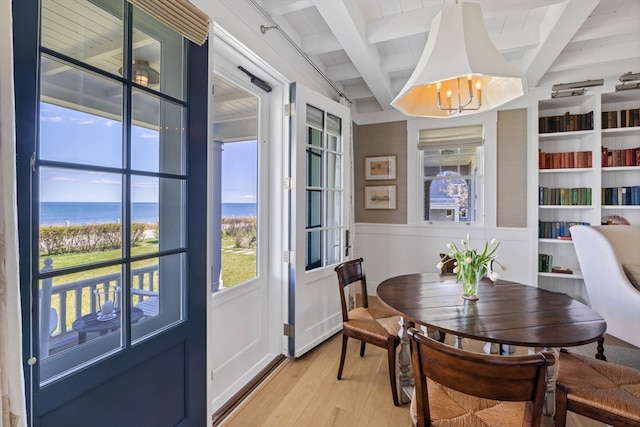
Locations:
376;273;607;408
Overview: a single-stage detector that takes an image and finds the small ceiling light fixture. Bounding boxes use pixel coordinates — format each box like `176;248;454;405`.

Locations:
615;72;640;92
391;1;526;118
119;60;159;87
133;60;159;87
551;79;604;98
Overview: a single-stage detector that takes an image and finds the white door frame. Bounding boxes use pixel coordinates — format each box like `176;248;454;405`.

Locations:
208;25;290;415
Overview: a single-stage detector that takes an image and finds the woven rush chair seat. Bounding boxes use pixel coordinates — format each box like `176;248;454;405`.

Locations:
346;306;400;346
334;258;401;406
410;380;537;427
555;350;640;427
409;327;554;427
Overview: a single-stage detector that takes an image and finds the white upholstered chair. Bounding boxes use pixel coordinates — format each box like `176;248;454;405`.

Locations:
570;225;640;347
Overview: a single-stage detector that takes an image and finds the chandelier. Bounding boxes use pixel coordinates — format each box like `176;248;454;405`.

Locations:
391;1;526;118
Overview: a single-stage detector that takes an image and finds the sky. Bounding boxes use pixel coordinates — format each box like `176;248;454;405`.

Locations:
39;103;257;204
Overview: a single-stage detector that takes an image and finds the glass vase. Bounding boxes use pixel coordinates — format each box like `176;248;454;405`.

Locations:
94;284;120;321
461;266;484;301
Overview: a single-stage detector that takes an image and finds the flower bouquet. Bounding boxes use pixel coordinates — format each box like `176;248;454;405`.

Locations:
437;233;506;300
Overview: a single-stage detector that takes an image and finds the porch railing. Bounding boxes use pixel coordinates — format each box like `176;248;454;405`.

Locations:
39;258;159;354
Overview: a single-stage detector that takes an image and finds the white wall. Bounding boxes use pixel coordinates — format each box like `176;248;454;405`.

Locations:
353;95;537;293
354;224;533;294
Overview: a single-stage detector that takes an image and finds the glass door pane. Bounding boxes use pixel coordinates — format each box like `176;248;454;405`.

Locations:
215;74;259;289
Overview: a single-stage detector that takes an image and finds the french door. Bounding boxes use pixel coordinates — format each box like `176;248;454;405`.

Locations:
289;83;352;357
14;0;208;425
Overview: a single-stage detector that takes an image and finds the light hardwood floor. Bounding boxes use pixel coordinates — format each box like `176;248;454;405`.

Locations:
217;332;613;427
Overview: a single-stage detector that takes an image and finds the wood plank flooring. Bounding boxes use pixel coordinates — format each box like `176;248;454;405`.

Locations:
217;332;615;427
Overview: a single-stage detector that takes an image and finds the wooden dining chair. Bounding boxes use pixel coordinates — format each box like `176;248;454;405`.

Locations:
554;349;640;427
334;258;401;406
408;327;555;427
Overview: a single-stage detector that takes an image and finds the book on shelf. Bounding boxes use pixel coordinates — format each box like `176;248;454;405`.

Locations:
539;187;592;206
552;266;573;274
538;253;553;273
539;149;592;169
539;111;593;133
538;220;589;239
601;111;618;129
602;186;640;206
602;108;640;129
620;108;640;128
602;147;640;167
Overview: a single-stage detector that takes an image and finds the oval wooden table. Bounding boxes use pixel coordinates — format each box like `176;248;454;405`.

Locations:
377;273;607;407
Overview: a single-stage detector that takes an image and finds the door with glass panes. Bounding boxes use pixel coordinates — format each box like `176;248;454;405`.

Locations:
14;0;207;424
289;83;352;357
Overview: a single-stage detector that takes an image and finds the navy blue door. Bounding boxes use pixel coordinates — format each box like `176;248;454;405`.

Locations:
13;1;208;425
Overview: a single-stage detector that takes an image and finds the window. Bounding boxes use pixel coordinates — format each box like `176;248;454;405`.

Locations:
419;126;484;223
37;0;187;384
305;105;343;270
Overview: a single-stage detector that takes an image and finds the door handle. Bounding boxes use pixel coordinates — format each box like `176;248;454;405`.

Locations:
344;230;351;256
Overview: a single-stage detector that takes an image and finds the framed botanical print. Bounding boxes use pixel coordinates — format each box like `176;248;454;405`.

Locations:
365;185;396;210
365;155;396;180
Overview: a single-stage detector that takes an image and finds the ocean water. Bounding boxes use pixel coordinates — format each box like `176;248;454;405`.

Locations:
40;202;256;225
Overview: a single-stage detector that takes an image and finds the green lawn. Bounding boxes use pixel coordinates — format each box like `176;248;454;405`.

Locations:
221;235;256;287
42;239;160;284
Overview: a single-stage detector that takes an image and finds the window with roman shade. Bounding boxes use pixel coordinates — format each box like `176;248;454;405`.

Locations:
419;125;484;224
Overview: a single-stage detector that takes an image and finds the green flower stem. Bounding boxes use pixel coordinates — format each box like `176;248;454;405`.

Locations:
461;264;486;297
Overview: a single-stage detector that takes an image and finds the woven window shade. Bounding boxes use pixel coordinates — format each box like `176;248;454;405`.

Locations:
128;0;209;46
418;125;483;150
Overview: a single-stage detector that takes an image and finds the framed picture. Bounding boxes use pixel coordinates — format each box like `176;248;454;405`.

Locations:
365;155;396;180
365;185;396;210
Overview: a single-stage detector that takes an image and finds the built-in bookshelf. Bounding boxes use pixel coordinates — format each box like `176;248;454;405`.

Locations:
535;89;640;302
601;91;640;226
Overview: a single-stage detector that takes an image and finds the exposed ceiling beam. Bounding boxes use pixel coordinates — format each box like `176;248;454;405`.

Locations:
522;0;600;87
547;39;640;73
300;31;341;56
366;6;440;45
312;0;393;109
